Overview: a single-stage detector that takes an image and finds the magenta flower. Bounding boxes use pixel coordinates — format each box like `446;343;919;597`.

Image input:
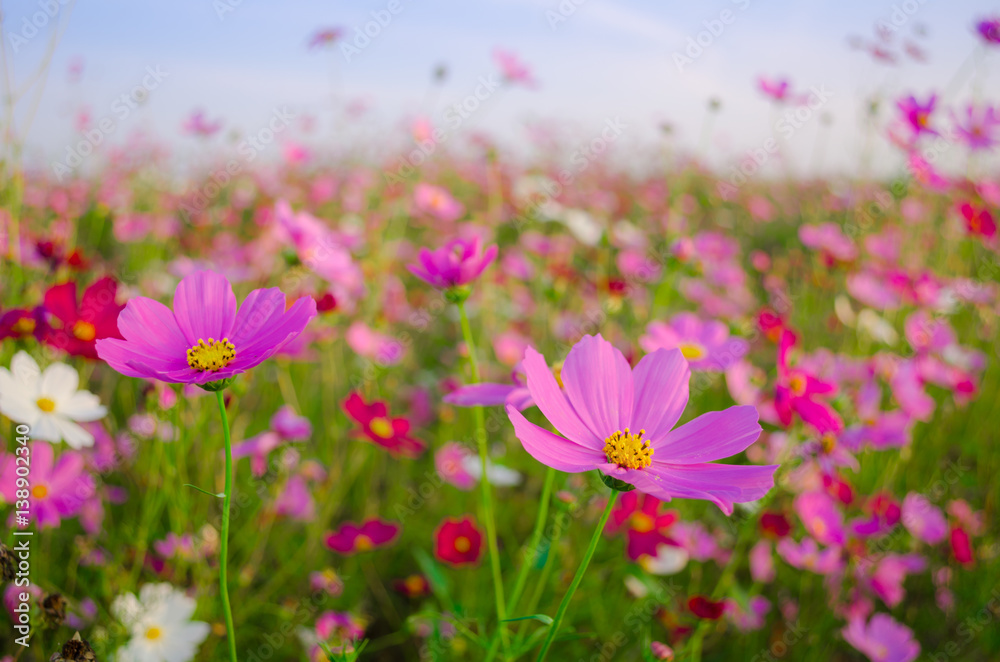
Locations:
493;48;536;87
975;17;1000;45
639;312;749;372
842;613;919;662
505;334;777;514
799;223;858;264
757;76;791;103
182;110;222;137
774;330;843;434
776;537;843;574
952;103;1000;150
896;94;938;137
325;519;400;554
794;491;846;547
407;237;498;291
232;406;312;476
868;553;925;608
96;270;316;387
0;443;94;529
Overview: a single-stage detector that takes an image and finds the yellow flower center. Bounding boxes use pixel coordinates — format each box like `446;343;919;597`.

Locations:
12;317;35;335
788;374;807;396
454;536;471;553
404;575;425;593
630;512;655;533
678;342;707;361
32;485;48;499
145;626;163;640
820;433;837;454
36;397;56;413
604;428;654;470
72;320;97;341
354;534;374;552
369;417;393;439
186;337;236;372
812;518;828;538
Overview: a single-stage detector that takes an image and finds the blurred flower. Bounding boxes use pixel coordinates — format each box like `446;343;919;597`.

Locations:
493;48;536;87
392;574;431;598
41;278;125;359
325;519;400;554
775;331;843;434
413;184;465;222
799;223;858;264
343;392;426;457
952;103;1000;150
506;335;776;514
795;491;846;546
974;17;1000;45
97;270;317;387
444;363;534;412
896;94;938;137
0;351;106;448
111;583;210;662
407;236;498;290
181;110;222;137
958;202;996;239
841;612;919;662
650;641;674;660
232;405;311;476
0;443;94;528
900;493;947;544
776;537;843;574
307;27;344;49
310;568;344;596
640;312;749;372
688;595;725;619
605;491;679;561
434;516;484;566
0;307;46;342
757;76;791;102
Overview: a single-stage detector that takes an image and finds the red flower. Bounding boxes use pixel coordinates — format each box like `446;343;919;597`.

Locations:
41;277;125;359
759;512;791;538
605;491;679;561
0;307;46;342
959;203;997;239
434;516;483;567
324;519;400;555
950;525;973;566
343;392;426;458
392;574;431;598
688;596;725;620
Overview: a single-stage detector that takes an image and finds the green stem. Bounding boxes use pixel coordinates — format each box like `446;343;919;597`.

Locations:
535;490;617;662
485;466;556;662
456;300;509;655
216;390;238;662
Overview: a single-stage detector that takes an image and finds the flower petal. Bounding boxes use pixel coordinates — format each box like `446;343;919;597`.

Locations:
506;405;603;472
116;296;190;361
561;334;634;437
522;346;602;448
656;405;761;463
635;462;778;515
38;363;80;400
172;270;237;344
631;348;689;443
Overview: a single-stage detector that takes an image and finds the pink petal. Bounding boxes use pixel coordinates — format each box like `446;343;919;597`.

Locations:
656;405;761;463
560;334;633;438
172;271;237;344
115;297;190;362
522;347;602;449
631;348;689;443
506;405;603;472
634;462;777;515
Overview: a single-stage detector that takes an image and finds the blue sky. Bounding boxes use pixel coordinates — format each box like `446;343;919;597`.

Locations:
5;0;1000;177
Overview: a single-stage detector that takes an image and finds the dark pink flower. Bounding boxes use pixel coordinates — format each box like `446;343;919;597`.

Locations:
842;613;919;662
407;236;498;290
325;519;400;554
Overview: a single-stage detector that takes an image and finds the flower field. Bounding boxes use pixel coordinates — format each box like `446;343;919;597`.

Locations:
2;14;1000;662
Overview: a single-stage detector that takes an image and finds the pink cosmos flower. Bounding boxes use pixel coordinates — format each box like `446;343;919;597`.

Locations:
96;270;316;386
0;443;94;529
724;595;770;632
639;312;749;372
749;539;775;583
273;474;315;521
908;152;950;191
325;519;400;554
896;94;938;137
493;48;536;87
413;184;465;222
868;553;925;608
774;331;843;434
605;491;680;561
795;491;846;546
345;321;405;366
444;362;534;411
842;613;919;662
958;202;997;239
407;237;498;290
231;406;311;476
757;76;791;103
435;442;477;490
799;223;858;264
952;103;1000;150
505;334;777;514
182;110;222;137
900;493;947;544
776;537;843;575
343;392;426;457
308;27;344;50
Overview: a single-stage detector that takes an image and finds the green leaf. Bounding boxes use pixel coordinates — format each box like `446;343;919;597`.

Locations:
503;614;554;625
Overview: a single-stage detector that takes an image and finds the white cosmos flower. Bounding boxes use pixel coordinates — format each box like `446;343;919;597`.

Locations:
0;351;106;448
639;544;690;576
113;583;210;662
461;455;522;487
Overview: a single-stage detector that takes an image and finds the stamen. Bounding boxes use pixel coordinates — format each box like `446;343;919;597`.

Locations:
603;428;654;470
187;337;236;372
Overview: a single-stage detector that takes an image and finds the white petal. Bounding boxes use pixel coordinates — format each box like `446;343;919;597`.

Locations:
31;415;62;443
39;362;80;400
0;394;40;426
9;351;41;390
58;392;107;422
52;417;95;449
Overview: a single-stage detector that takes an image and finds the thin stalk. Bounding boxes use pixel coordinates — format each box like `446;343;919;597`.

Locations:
216;390;238;662
535;491;617;662
456;300;509;654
